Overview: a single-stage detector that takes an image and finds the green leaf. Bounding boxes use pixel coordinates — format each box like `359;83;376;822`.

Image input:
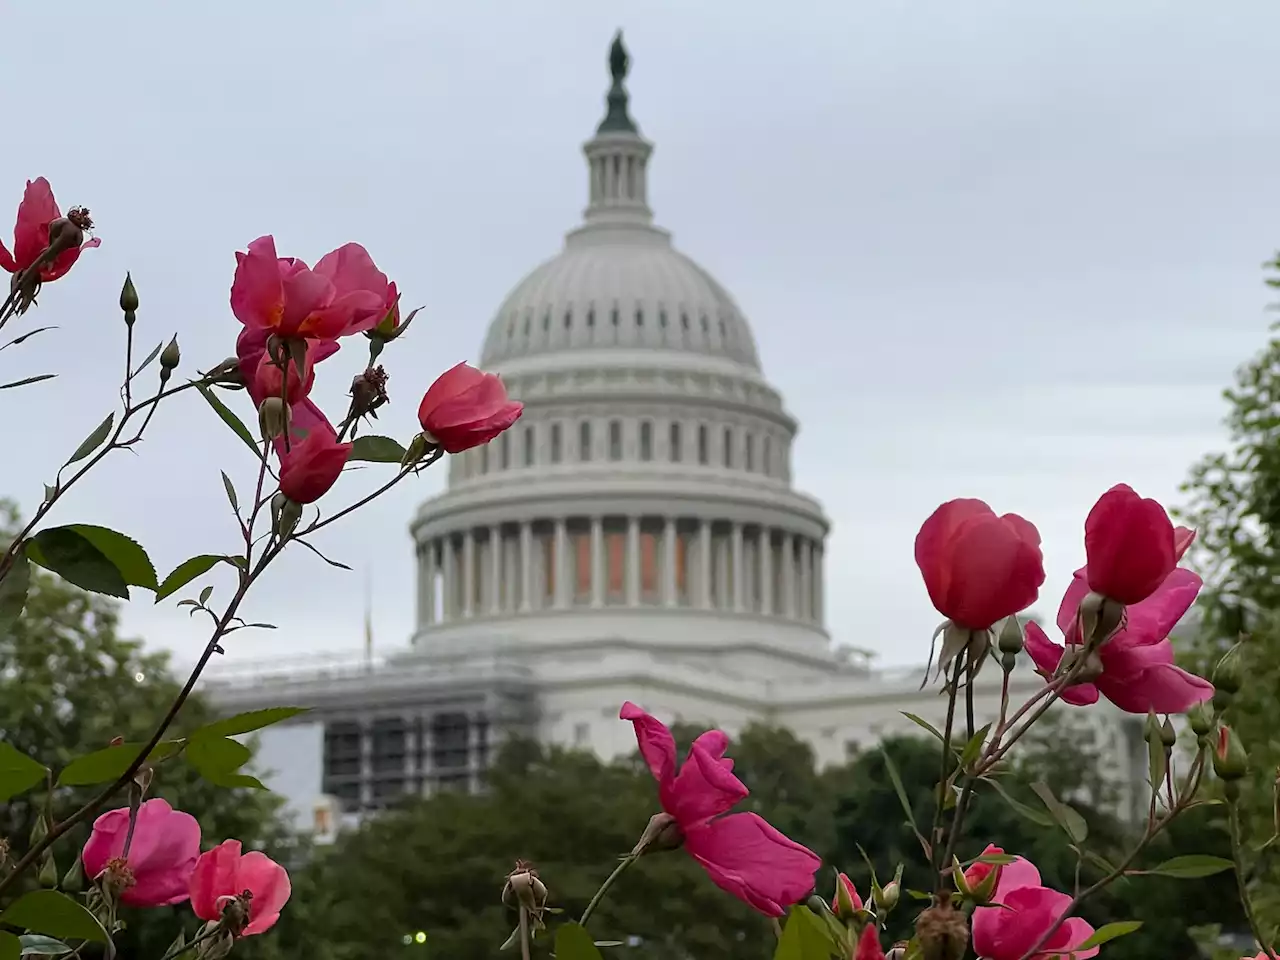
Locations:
880;747;924;840
57;741;183;786
58;525;156;591
64;413;114;467
348;435;407;463
185;735;262;787
25;529;128;599
1077;921;1143;949
983;778;1053;827
959;722;993;770
130;341;164;379
1146;855;1234;878
900;712;945;744
0;374;56;390
1146;711;1167;796
0;742;47;802
193;707;308;739
0;890;108;944
774;907;838;960
554;923;604;960
0;933;17;960
18;935;72;957
196;383;260;456
1030;782;1088;844
0;550;32;632
220;471;239;514
155;554;224;602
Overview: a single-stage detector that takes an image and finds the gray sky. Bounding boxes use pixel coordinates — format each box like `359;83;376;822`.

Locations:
2;1;1276;672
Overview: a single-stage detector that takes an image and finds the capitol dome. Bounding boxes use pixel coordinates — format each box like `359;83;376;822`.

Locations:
409;32;831;667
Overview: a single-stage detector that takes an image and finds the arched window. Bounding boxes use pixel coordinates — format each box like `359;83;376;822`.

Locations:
479;444;489;475
500;432;511;470
722;427;734;468
669;422;682;462
639;421;653;461
762;435;772;476
523;425;535;467
609;420;623;461
579;421;592;462
698;425;709;465
744;433;755;472
550;423;562;464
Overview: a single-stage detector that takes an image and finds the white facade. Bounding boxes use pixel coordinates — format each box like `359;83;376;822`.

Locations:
200;36;1146;836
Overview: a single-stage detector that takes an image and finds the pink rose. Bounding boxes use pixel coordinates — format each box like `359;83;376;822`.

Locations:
417;363;523;454
0;177;100;281
189;839;290;937
971;853;1097;960
620;702;820;917
230;235;390;340
82;798;200;907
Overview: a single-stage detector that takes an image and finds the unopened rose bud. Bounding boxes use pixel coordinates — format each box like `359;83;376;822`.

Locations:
1187;701;1214;737
833;872;861;918
874;880;900;913
997;617;1024;655
201;357;245;390
159;336;180;374
953;857;1000;907
29;817;47;846
38;851;58;889
1060;646;1104;684
806;894;834;918
61;856;83;893
1000;651;1017;673
275;495;303;540
258;397;290;441
631;811;683;856
402;433;430;468
119;272;139;318
1212;642;1244;695
1160;717;1177;748
1076;591;1125;647
1213;726;1248;782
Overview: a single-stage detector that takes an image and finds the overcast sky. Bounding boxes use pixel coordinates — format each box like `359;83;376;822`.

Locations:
2;1;1276;675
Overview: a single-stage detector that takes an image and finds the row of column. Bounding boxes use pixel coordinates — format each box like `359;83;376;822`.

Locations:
416;518;824;627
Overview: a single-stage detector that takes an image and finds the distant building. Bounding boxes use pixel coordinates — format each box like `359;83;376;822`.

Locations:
199;34;1146;837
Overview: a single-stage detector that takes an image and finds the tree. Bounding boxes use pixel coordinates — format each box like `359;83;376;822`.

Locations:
259;711;1240;960
0;501;286;957
1180;254;1280;932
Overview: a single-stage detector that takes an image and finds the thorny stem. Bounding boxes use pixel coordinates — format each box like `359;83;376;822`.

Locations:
160;923;226;960
123;321;134;409
304;448;442;537
938;659;980;891
518;905;532;960
1230;800;1280;960
579;855;637;928
1015;746;1210;960
930;657;966;876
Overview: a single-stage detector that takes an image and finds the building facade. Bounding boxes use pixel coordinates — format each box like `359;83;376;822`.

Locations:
200;35;1147;836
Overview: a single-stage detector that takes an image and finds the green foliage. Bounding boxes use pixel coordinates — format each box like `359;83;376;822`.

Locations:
0;501;285;958
0;891;108;944
347;435;407;463
1180;251;1280;931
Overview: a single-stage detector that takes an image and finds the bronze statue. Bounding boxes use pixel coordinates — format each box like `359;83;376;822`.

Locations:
609;31;629;83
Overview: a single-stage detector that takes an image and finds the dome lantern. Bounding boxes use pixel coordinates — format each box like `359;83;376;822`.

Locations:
582;31;654;228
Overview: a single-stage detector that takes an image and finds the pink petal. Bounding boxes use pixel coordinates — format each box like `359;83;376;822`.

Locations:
43;236;101;282
662;741;749;826
1119;567;1202;647
230;236;285;330
305;289;385;338
1097;663;1215;714
313;242;389;296
123;799;199;876
0;237;16;273
1060;681;1101;707
419;363;485;419
1023;621;1065;676
1055;568;1091;640
13;178;60;268
189;839;242;922
992;855;1042;899
683;812;820;917
238;851;291;935
279;267;334;334
914;499;995;618
1173;526;1196;562
619;701;677;784
82;807;130;878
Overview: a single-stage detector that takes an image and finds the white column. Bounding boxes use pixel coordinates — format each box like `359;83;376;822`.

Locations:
730;523;744;611
781;533;795;618
590;517;605;607
424;541;438;625
662;517;677;607
698;521;712;609
626;517;641;605
759;528;773;616
799;539;812;621
489;526;502;615
415;542;429;627
462;530;475;618
554;519;569;608
442;537;457;621
813;541;824;626
519;522;533;612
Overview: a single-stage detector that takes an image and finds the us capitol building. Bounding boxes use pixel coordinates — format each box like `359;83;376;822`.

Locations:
199;35;1147;837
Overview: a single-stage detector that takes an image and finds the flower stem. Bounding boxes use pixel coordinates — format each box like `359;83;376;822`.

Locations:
1230;799;1279;960
579;855;636;928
